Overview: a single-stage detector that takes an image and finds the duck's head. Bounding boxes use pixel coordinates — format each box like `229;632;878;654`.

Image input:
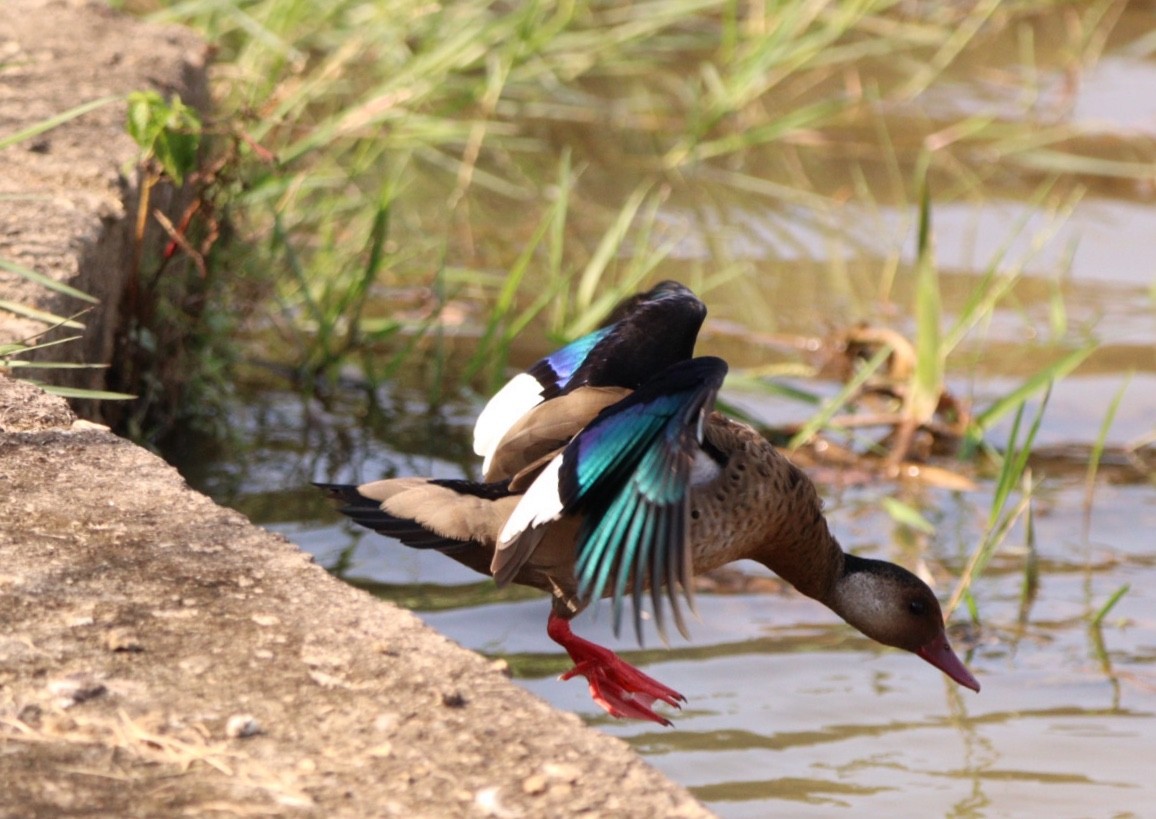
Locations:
832;554;981;692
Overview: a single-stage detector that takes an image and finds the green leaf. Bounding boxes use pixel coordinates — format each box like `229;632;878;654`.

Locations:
125;91;202;183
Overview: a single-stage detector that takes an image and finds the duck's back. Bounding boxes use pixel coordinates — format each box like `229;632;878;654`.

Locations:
689;415;842;600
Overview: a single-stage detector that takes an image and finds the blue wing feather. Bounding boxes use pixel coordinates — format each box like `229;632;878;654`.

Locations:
560;356;728;642
530;325;612;397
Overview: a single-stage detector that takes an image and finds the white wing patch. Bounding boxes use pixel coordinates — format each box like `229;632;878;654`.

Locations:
690;448;721;486
473;373;545;473
497;455;563;546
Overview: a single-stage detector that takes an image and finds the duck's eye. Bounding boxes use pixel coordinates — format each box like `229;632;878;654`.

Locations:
907;599;928;617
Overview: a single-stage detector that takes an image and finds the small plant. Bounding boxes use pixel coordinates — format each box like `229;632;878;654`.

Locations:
113;89;256;439
947;391;1051;622
124;91;203;279
126;91;202;185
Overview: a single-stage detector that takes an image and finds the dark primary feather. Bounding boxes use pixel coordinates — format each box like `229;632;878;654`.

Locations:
428;478;515;500
568;281;706;392
474;281;707;475
525;280;706;399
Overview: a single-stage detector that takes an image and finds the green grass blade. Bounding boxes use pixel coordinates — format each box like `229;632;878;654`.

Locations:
4;361;106;370
0;334;84;357
0;96;120;151
1083;372;1131;530
35;385;136;400
1091;584;1130;628
0;258;100;304
973;345;1093;434
910;177;942;425
0;300;86;330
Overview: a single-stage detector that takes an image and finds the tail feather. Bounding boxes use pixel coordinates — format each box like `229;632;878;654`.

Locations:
314;482;374;506
315;481;468;552
314;479;520;580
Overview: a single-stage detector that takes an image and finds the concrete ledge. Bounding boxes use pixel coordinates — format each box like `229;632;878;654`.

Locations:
0;3;710;816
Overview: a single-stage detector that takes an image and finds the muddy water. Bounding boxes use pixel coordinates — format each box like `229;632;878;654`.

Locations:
173;21;1156;819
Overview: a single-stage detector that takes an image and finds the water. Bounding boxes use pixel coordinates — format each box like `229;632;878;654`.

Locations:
168;18;1156;817
174;357;1156;817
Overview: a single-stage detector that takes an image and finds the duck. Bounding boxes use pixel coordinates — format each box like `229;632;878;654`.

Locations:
318;281;980;725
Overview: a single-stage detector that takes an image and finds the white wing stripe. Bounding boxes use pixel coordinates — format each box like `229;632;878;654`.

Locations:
473;373;546;472
497;455;563;545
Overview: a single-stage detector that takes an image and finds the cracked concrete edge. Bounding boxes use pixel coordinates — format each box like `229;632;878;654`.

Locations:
1;0;208;405
0;2;713;817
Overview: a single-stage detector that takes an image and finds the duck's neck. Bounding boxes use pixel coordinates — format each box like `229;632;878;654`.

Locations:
754;513;846;604
698;415;850;603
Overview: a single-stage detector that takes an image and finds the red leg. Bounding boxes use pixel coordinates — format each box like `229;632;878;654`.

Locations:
547;611;684;726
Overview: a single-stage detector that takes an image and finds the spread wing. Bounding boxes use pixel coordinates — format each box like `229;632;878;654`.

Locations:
473;281;706;476
495;356;727;643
